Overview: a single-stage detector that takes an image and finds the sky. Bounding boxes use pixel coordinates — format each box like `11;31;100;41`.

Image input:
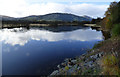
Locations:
0;0;119;18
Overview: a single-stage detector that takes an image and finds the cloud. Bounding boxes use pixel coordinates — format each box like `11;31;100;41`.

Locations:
0;28;103;46
0;0;109;18
25;0;119;3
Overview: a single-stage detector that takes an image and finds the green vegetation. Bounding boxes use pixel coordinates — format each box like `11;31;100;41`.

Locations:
92;1;120;37
91;1;120;75
93;41;103;49
112;24;120;37
101;2;120;36
101;54;120;75
65;66;69;71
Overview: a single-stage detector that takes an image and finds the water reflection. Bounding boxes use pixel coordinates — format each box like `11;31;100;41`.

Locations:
31;26;89;32
1;26;103;75
0;27;102;46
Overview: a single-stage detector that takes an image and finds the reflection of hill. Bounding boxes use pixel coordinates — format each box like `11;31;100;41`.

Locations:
0;27;102;46
30;26;90;32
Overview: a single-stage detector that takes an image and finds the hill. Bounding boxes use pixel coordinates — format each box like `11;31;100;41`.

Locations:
1;13;92;22
0;15;16;21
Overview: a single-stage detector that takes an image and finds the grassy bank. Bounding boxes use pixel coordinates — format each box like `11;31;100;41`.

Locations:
50;37;120;76
93;37;120;75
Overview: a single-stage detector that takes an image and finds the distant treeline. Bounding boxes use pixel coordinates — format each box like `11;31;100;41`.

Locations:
2;20;91;25
91;18;103;24
1;20;92;28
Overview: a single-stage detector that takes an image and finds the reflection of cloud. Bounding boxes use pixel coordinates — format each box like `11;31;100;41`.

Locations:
0;28;102;46
3;47;10;52
14;47;18;51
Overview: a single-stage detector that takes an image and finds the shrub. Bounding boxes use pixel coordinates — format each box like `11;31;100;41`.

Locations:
65;66;69;71
93;42;103;49
101;54;120;75
112;24;120;37
106;18;113;30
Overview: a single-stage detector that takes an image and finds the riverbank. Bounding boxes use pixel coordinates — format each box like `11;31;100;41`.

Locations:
50;50;103;75
50;46;104;75
1;20;91;29
50;37;120;75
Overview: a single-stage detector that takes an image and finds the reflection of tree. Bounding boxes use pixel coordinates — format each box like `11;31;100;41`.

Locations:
91;26;101;31
30;26;90;32
90;26;111;40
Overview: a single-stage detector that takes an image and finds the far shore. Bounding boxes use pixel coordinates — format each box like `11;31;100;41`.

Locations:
0;23;102;29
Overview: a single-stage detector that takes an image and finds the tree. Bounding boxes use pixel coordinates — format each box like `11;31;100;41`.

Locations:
103;1;118;30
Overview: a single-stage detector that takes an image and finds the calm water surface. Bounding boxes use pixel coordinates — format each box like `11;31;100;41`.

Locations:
0;26;103;75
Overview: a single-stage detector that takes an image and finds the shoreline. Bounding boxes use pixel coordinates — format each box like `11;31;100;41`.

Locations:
1;24;99;29
50;46;104;75
50;36;120;75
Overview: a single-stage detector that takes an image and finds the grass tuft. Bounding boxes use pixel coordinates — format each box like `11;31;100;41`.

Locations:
101;54;120;75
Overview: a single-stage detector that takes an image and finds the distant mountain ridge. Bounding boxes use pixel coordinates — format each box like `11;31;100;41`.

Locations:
0;15;16;21
1;13;92;22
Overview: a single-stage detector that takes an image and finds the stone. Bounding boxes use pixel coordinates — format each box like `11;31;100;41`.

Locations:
61;62;66;66
77;67;80;70
57;65;60;68
50;70;59;75
68;64;72;68
71;60;77;63
64;58;69;62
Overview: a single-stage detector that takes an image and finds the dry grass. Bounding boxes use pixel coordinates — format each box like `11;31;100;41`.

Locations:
101;54;120;75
